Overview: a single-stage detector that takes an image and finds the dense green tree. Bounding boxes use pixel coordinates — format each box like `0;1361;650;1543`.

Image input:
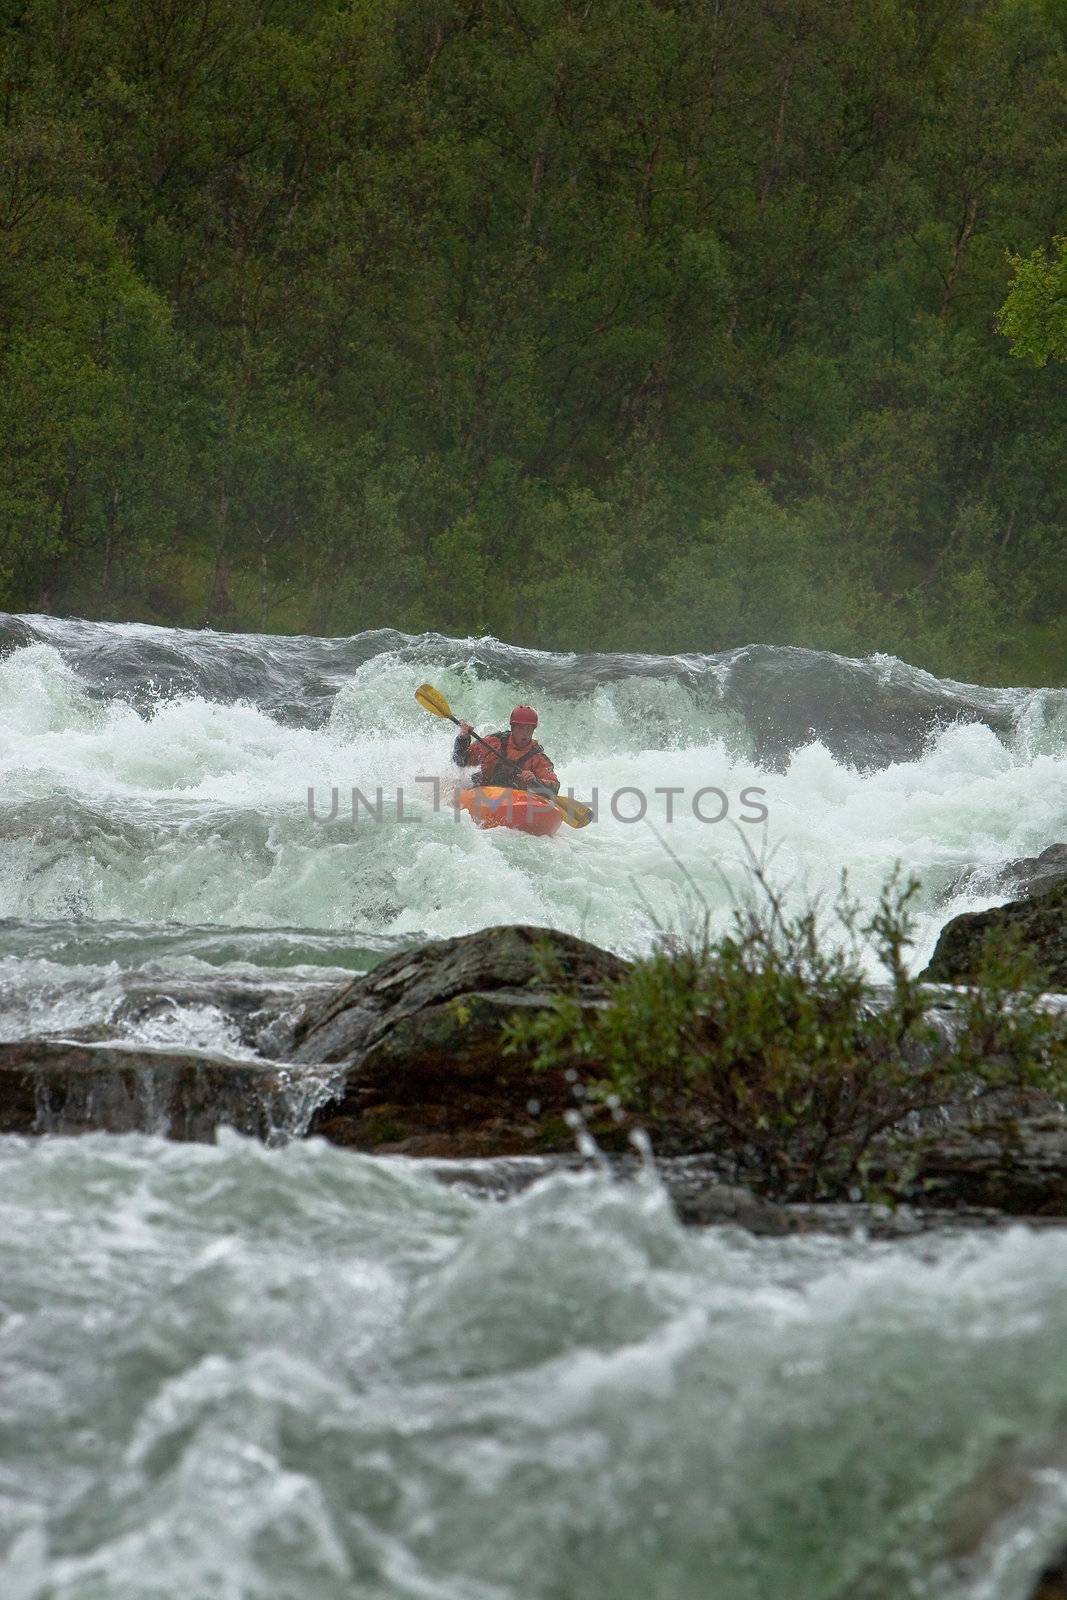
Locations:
998;237;1067;365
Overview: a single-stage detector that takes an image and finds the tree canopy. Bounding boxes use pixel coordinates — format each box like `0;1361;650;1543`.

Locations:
1;0;1064;683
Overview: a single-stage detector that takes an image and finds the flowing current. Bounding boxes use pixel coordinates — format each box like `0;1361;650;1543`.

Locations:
2;612;1067;1598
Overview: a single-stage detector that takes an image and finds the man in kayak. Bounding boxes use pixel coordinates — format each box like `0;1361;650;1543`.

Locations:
453;704;560;792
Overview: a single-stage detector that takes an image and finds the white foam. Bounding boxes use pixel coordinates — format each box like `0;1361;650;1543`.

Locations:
0;640;1062;971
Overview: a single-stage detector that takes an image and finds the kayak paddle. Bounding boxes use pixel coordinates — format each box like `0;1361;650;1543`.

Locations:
415;683;593;829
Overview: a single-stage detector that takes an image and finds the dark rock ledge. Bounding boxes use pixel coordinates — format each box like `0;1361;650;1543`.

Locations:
0;1039;341;1143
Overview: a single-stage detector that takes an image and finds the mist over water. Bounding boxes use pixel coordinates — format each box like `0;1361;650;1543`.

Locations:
2;614;1066;1598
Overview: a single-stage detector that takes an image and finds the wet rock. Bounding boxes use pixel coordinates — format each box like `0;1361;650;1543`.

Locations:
665;1176;851;1234
891;1114;1067;1215
290;922;627;1062
0;1039;340;1141
715;645;1021;769
418;1152;1029;1236
1000;843;1067;900
288;924;630;1156
921;880;1067;989
955;843;1067;903
654;1113;1067;1224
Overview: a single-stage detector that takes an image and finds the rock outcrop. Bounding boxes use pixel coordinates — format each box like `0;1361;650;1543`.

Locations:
288;923;633;1156
4;918;1067;1230
921;879;1067;989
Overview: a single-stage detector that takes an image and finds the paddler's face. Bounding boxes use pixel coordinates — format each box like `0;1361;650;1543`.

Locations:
510;722;533;751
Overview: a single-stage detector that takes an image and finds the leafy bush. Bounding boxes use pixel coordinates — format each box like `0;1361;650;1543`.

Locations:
503;866;1067;1201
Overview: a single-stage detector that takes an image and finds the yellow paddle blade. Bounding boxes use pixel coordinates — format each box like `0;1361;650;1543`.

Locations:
415;683;452;720
553;792;593;829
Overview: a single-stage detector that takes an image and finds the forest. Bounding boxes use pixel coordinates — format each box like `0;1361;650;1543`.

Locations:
1;0;1064;682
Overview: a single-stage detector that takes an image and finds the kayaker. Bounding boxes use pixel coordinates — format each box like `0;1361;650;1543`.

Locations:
453;705;560;793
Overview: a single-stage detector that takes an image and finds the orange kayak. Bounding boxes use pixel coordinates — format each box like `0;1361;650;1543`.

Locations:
459;785;563;837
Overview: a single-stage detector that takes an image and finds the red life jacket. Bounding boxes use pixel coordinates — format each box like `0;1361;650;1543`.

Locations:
474;730;550;790
457;732;563;793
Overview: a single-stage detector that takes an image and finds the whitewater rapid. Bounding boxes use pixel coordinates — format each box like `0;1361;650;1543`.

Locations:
1;615;1064;985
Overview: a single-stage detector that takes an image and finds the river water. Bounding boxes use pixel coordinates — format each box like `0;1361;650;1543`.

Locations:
2;612;1067;1597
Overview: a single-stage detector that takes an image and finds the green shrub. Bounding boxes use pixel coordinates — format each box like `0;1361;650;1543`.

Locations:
503;867;1067;1201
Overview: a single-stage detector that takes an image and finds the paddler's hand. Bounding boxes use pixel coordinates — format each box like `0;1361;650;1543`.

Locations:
458;721;473;736
519;767;536;783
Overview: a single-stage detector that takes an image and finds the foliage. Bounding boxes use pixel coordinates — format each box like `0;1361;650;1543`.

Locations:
503;868;1067;1201
0;0;1064;684
997;237;1067;367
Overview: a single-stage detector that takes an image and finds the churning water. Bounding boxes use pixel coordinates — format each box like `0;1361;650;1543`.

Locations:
1;613;1066;1597
2;613;1065;983
6;1134;1067;1598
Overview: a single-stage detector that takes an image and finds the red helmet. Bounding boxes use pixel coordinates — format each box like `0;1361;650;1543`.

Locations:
510;704;538;726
